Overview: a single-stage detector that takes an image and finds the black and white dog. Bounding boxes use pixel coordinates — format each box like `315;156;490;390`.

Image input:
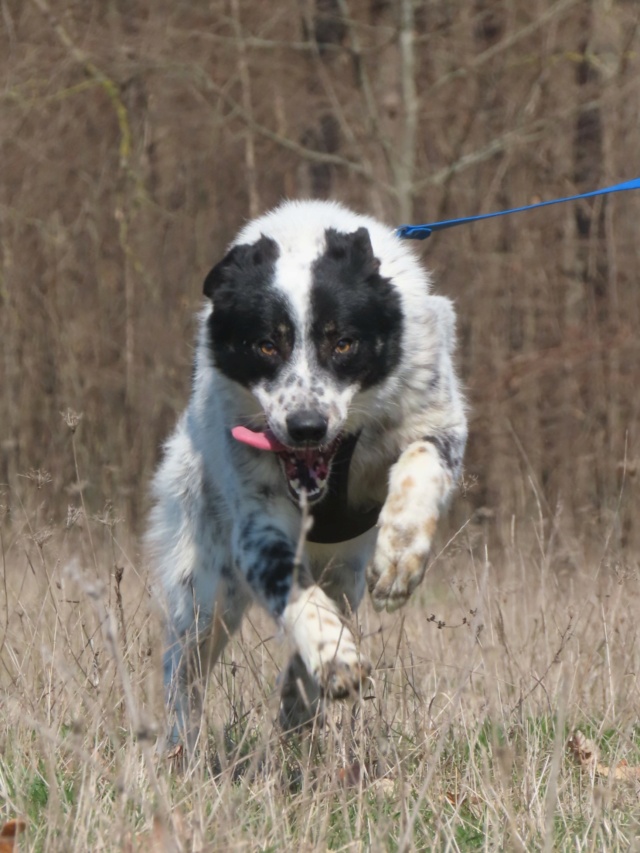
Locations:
146;200;467;745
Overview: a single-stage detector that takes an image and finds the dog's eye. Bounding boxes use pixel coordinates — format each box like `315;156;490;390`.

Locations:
258;340;278;357
334;339;354;355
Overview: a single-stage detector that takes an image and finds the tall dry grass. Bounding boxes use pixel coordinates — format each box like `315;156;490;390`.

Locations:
1;423;639;850
1;0;639;543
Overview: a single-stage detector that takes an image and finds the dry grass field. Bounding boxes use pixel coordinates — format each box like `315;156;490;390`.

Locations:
1;425;639;851
2;1;640;850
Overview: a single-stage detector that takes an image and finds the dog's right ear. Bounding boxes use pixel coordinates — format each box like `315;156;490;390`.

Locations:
203;236;279;299
203;246;243;299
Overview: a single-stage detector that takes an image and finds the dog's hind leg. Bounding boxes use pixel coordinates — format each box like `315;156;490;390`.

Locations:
163;617;216;754
162;579;249;755
163;629;197;751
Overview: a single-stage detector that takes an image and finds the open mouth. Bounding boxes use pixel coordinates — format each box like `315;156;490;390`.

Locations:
231;426;340;504
276;443;340;503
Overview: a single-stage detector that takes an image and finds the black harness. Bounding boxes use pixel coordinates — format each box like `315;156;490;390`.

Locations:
307;433;381;544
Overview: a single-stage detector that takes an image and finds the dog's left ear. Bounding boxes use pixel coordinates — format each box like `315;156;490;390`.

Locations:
324;227;381;279
203;235;279;299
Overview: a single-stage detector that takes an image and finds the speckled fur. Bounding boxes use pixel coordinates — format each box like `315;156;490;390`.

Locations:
146;200;467;748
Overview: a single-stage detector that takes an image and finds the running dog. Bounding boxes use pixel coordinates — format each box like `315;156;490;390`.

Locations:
146;200;467;746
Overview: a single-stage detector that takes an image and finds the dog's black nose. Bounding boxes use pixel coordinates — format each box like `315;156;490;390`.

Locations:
286;410;328;445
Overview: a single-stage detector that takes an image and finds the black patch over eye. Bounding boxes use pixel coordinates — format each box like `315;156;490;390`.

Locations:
311;227;403;389
203;236;295;386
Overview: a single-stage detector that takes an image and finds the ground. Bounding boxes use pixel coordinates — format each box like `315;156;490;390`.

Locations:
2;484;640;852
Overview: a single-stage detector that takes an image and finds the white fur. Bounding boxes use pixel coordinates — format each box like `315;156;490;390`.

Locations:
146;200;467;747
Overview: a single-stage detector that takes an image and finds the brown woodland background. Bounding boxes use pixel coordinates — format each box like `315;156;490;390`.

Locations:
1;0;639;550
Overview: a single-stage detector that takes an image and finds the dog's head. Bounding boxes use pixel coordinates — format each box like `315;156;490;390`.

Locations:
202;207;404;505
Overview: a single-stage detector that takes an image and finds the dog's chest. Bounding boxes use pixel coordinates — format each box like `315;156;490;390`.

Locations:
307;433;388;544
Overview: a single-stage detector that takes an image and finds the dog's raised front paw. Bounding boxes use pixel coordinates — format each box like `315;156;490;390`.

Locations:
367;443;448;612
367;509;435;612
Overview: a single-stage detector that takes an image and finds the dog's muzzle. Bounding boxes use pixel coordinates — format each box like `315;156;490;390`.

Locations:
231;425;341;504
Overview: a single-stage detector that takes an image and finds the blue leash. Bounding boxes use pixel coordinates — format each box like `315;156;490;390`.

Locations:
396;177;640;240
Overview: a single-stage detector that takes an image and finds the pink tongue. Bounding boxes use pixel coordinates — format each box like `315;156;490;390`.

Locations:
231;426;287;452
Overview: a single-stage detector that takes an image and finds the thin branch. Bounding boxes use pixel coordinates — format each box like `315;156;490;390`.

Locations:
417;128;546;190
415;91;618;192
428;0;583;92
169;62;378;183
166;28;343;54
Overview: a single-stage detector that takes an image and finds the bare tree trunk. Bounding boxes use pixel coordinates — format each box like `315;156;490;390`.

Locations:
397;0;418;223
231;0;260;218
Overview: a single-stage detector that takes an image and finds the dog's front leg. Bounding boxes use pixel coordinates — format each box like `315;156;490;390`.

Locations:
233;509;300;618
234;511;370;702
367;429;466;612
282;584;371;702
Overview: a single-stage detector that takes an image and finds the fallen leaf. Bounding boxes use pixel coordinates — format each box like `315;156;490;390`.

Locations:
0;819;26;853
443;790;483;808
568;730;640;781
337;761;361;786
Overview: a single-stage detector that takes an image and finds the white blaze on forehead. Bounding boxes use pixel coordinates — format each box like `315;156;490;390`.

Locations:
273;253;315;331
